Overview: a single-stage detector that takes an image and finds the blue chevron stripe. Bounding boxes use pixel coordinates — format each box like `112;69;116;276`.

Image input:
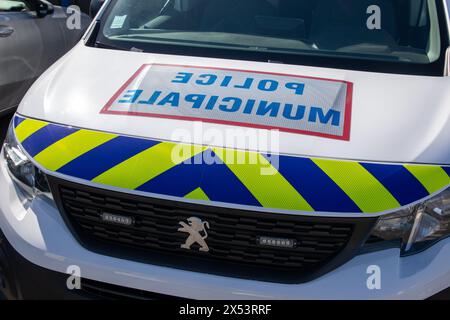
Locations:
361;162;430;206
137;150;260;206
58;136;159;180
199;150;260;206
443;167;450;177
13;115;26;128
275;155;361;212
136;152;205;197
13;114;450;214
21;124;79;157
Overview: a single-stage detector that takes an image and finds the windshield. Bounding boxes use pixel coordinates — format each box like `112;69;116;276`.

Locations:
94;0;448;75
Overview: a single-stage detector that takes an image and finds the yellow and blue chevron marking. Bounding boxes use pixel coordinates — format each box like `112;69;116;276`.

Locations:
13;115;450;214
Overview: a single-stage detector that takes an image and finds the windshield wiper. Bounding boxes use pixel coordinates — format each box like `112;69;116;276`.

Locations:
86;20;131;52
95;41;131;52
85;20;101;47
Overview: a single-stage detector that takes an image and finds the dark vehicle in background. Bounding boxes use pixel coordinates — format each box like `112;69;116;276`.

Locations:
0;0;91;117
49;0;92;14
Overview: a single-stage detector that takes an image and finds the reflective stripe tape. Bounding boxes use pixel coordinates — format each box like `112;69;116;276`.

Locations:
185;187;210;201
13;115;450;215
444;167;450;177
21;124;79;157
361;162;429;206
57;136;158;180
313;159;400;213
13;116;26;128
93;143;206;190
34;130;118;171
214;148;314;211
15;119;48;142
134;150;261;206
405;165;450;194
277;156;361;213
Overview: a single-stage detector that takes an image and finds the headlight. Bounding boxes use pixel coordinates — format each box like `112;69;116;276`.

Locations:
370;187;450;256
2;119;50;200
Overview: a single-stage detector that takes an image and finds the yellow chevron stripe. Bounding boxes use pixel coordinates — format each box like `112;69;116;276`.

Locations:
34;130;118;171
313;159;400;213
405;165;450;194
15;118;48;142
185;188;210;201
214;148;313;211
93;143;206;190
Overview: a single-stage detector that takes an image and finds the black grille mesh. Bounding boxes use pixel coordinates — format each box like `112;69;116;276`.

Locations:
50;178;375;283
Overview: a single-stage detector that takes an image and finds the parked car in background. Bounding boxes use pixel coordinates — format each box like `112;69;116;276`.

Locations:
0;0;91;117
1;0;450;300
49;0;92;14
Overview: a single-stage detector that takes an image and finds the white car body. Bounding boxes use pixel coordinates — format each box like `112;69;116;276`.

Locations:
1;0;450;299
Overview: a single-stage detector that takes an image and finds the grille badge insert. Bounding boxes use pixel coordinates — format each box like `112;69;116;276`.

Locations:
178;217;210;252
101;212;134;226
257;236;296;248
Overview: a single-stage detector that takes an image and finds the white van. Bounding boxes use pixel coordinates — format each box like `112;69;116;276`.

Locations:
1;0;450;299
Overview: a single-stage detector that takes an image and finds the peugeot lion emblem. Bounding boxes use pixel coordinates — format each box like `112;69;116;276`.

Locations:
178;217;210;252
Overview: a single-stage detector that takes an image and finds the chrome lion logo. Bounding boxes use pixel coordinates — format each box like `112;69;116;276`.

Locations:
178;217;210;252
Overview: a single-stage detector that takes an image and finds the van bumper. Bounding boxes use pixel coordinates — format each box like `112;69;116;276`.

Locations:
1;228;449;300
1;155;450;300
0;229;90;300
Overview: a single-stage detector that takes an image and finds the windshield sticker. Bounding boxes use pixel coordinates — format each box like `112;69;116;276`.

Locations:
101;64;353;140
110;15;127;29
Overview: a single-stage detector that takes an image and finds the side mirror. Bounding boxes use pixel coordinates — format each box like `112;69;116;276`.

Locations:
90;0;105;18
34;0;54;18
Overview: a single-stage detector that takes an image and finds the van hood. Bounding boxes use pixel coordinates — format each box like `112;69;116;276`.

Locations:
18;43;450;164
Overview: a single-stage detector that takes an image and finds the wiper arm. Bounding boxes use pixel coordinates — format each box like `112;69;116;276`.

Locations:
95;41;130;52
85;20;101;47
86;20;132;52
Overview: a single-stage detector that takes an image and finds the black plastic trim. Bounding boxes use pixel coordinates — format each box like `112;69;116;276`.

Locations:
0;228;178;300
0;228;86;300
48;175;378;284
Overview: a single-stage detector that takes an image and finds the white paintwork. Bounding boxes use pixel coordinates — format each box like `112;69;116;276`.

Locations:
17;42;450;164
2;0;450;299
0;157;449;299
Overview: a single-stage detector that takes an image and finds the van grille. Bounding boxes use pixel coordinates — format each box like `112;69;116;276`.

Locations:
49;177;376;283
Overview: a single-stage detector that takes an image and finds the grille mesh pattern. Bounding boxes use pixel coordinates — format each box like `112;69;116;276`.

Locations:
50;179;372;283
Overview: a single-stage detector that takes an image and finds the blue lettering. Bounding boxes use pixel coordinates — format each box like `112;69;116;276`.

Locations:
308;107;341;126
195;74;217;86
234;78;253;90
258;79;278;92
220;76;232;87
256;101;280;117
283;104;306;120
243;99;256;114
185;94;207;109
172;72;193;84
118;90;143;104
219;97;242;112
157;92;180;107
205;96;219;110
138;91;162;105
285;82;305;95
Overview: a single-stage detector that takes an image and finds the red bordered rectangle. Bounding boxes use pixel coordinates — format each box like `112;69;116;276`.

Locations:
101;63;353;141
